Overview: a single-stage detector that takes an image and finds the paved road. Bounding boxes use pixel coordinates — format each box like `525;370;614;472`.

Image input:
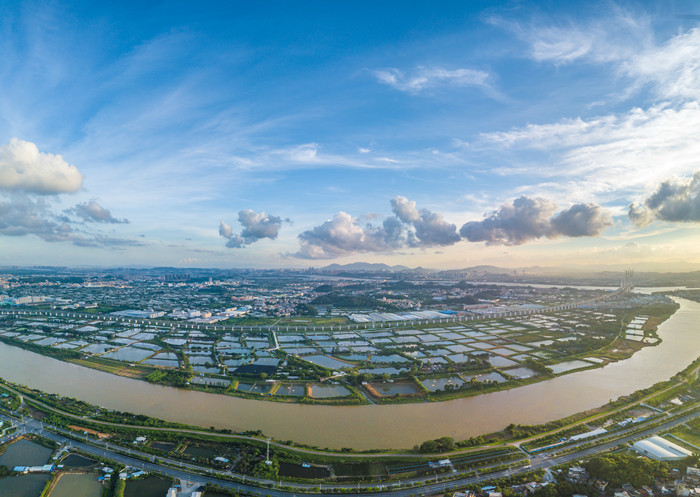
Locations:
2;407;697;497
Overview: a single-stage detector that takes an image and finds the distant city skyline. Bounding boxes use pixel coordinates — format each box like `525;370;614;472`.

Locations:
2;1;700;270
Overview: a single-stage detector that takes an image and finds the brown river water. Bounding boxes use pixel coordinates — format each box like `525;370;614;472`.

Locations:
0;296;698;450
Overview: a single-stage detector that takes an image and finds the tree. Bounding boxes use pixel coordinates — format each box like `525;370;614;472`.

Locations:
584;454;668;486
294;303;318;316
417;436;455;453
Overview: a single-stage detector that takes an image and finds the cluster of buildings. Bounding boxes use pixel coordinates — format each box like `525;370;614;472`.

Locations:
12;464;55;474
562;461;700;497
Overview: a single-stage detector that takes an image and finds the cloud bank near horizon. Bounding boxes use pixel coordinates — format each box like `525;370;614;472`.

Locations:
294;195;614;259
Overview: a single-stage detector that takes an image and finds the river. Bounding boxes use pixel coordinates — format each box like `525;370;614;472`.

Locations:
0;296;698;450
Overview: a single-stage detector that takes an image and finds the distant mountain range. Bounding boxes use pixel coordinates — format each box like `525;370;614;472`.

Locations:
317;262;532;274
309;262;700;287
320;262;413;272
317;261;700;277
318;262;544;273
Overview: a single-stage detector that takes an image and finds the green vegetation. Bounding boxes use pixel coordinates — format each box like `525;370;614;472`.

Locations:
413;436;455;453
101;466;126;497
584;453;668;486
0;465;13;478
202;483;241;496
294;303;318;316
145;369;190;387
0;335;81;361
310;292;400;311
527;481;589;497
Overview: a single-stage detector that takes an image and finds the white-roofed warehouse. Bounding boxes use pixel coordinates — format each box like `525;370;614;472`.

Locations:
632;436;693;461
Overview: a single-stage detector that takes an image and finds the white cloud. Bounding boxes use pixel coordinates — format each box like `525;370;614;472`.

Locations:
286;143;318;162
0;138;83;194
459;196;612;246
391;196;461;246
295;196;463;259
510;12;700;102
490;8;650;66
629;171;700;226
479;102;700;200
218;219;233;239
258;143;403;170
373;66;494;94
530;27;596;64
623;27;700;100
220;209;286;249
295;211;395;259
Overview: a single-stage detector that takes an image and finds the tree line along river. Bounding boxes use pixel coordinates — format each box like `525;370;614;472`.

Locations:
0;294;697;450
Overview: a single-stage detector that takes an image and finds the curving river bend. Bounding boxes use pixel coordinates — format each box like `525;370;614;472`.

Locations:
0;296;698;450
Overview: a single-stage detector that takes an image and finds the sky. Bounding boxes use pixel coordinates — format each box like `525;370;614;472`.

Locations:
2;1;700;270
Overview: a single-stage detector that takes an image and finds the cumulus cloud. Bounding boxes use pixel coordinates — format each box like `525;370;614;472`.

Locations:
295;195;613;258
219;209;285;249
69;200;129;224
460;196;612;245
373;67;494;94
460;196;556;245
0;140;135;249
218;219;233;238
628;203;654;227
550;203;613;237
0;139;83;194
628;171;700;227
295;197;462;259
295;212;395;259
390;196;461;246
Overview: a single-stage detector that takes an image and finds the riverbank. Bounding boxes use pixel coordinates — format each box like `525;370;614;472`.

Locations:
1;357;698;487
0;298;694;449
0;298;679;408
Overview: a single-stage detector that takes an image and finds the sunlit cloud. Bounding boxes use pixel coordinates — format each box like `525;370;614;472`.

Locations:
629;171;700;227
479;103;700;202
220;209;288;249
0;139;83;194
460;196;612;246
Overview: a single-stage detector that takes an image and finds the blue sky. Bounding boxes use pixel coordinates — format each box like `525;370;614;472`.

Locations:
2;1;700;270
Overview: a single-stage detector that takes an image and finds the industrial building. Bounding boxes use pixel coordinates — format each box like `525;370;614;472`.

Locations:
632;436;693;461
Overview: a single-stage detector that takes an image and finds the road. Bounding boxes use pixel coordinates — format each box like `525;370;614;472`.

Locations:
2;406;698;497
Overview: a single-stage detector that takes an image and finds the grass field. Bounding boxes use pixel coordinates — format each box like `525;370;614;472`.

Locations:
669;428;700;451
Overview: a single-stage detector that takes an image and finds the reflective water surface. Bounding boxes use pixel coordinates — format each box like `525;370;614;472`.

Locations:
0;297;698;449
